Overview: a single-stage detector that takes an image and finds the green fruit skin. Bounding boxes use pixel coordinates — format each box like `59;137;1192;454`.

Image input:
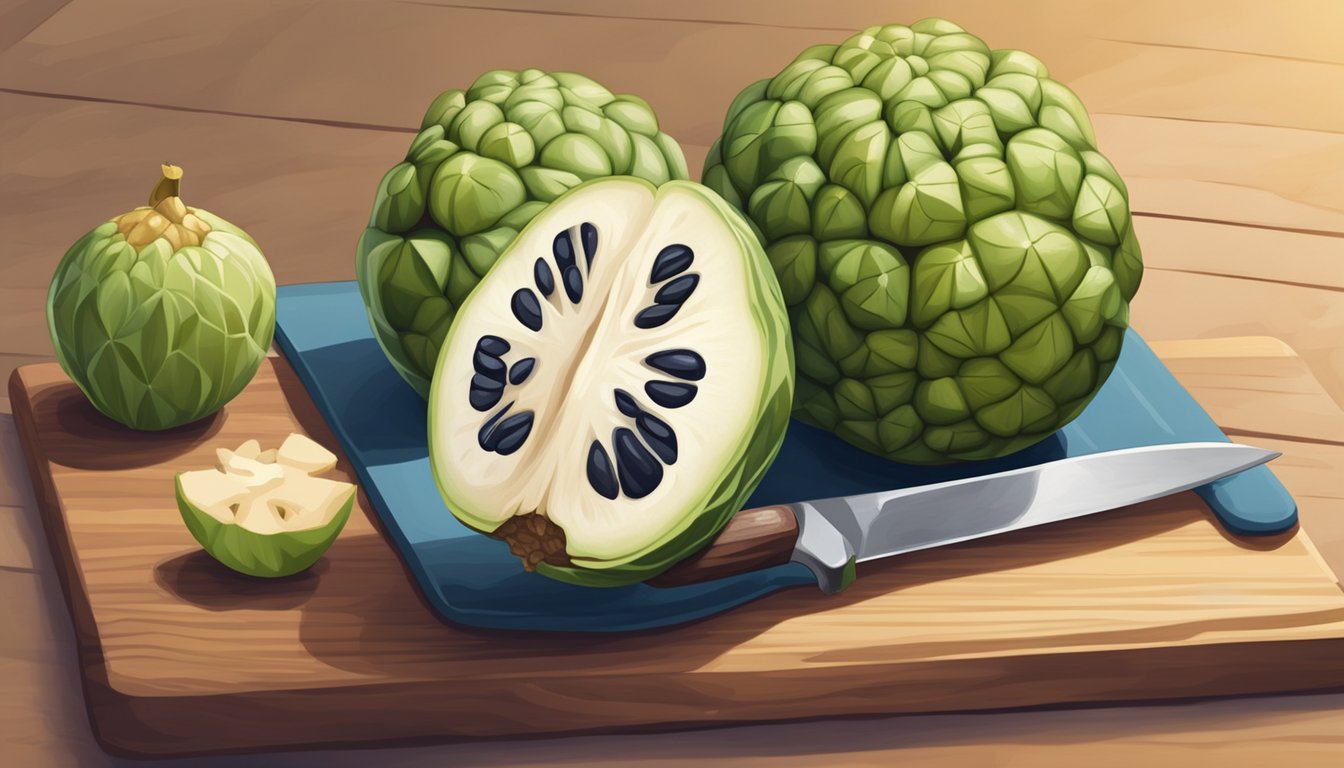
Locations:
357;69;691;399
175;475;355;578
702;18;1144;465
47;212;276;431
431;178;795;588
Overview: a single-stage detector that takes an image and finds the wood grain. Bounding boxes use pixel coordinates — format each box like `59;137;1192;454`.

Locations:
9;354;1344;757
2;2;1342;235
1155;336;1344;571
2;1;1344;763
4;0;1341;135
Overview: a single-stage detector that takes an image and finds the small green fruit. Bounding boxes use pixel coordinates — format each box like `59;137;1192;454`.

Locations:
47;165;276;431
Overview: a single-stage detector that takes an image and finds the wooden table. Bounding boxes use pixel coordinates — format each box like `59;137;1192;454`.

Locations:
1;1;1341;764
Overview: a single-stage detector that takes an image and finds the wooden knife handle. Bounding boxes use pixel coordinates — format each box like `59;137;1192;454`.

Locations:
647;505;799;588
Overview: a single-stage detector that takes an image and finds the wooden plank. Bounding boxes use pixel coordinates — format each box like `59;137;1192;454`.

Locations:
0;93;408;291
1157;337;1344;567
0;413;38;509
0;414;42;570
0;352;53;414
1148;336;1298;359
414;0;1344;65
0;568;109;768
1095;114;1344;236
4;339;1344;765
1158;338;1344;444
4;537;1344;768
0;0;69;54
6;5;1343;238
1131;218;1344;291
3;0;1342;141
0;506;39;571
9;352;1344;757
1131;270;1344;413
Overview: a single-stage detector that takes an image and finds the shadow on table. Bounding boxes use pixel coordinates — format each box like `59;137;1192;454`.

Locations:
31;382;222;471
272;497;1199;680
155;550;325;611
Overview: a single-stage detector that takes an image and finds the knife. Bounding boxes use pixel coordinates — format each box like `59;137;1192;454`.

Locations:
649;442;1279;593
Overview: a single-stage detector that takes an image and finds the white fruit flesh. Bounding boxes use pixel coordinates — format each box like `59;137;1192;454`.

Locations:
431;180;770;566
179;435;352;535
277;432;339;474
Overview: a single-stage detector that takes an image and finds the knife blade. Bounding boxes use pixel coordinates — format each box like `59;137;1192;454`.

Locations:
649;442;1279;593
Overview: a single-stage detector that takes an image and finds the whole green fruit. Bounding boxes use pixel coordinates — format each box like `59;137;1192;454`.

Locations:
703;18;1144;464
47;166;276;431
356;69;690;398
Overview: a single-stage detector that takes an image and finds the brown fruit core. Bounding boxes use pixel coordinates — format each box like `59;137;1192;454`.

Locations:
493;514;571;571
116;164;213;249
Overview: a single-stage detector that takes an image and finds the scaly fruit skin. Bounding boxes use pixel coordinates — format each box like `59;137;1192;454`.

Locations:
357;69;691;398
47;166;276;431
175;475;355;578
703;18;1143;464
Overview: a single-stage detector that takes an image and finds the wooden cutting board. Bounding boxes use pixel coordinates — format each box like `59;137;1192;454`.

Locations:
10;344;1344;758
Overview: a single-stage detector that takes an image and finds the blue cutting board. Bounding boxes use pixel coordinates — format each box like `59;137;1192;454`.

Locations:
274;281;1296;633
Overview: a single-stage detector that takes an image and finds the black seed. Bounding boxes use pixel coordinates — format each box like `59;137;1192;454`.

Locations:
553;229;577;271
585;441;619;500
477;335;510;357
473;348;507;379
636;411;678;465
508;357;535;386
562;264;583;304
634;302;682;329
490;411;535;456
650;244;693;283
655;273;699;305
644;349;706;381
644;380;698;409
477;402;513;450
533;258;555;297
613;427;663;499
469;374;504;411
613;388;641;418
580;222;598;269
510;288;543;332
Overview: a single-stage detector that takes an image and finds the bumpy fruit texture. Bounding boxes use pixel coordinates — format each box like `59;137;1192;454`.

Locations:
47;166;276;431
176;434;356;578
703;19;1144;464
429;178;793;587
357;69;692;398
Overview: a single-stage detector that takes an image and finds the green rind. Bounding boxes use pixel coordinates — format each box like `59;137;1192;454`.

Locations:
702;18;1142;465
47;213;276;431
357;69;691;399
430;178;795;588
174;475;355;578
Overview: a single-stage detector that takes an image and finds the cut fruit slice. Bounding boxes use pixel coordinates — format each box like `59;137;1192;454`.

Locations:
429;178;794;587
176;433;356;578
277;432;339;474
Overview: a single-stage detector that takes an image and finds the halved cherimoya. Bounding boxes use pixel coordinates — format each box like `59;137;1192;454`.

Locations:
428;178;794;587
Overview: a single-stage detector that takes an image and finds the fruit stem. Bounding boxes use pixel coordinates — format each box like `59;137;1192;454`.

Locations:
148;164;183;207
